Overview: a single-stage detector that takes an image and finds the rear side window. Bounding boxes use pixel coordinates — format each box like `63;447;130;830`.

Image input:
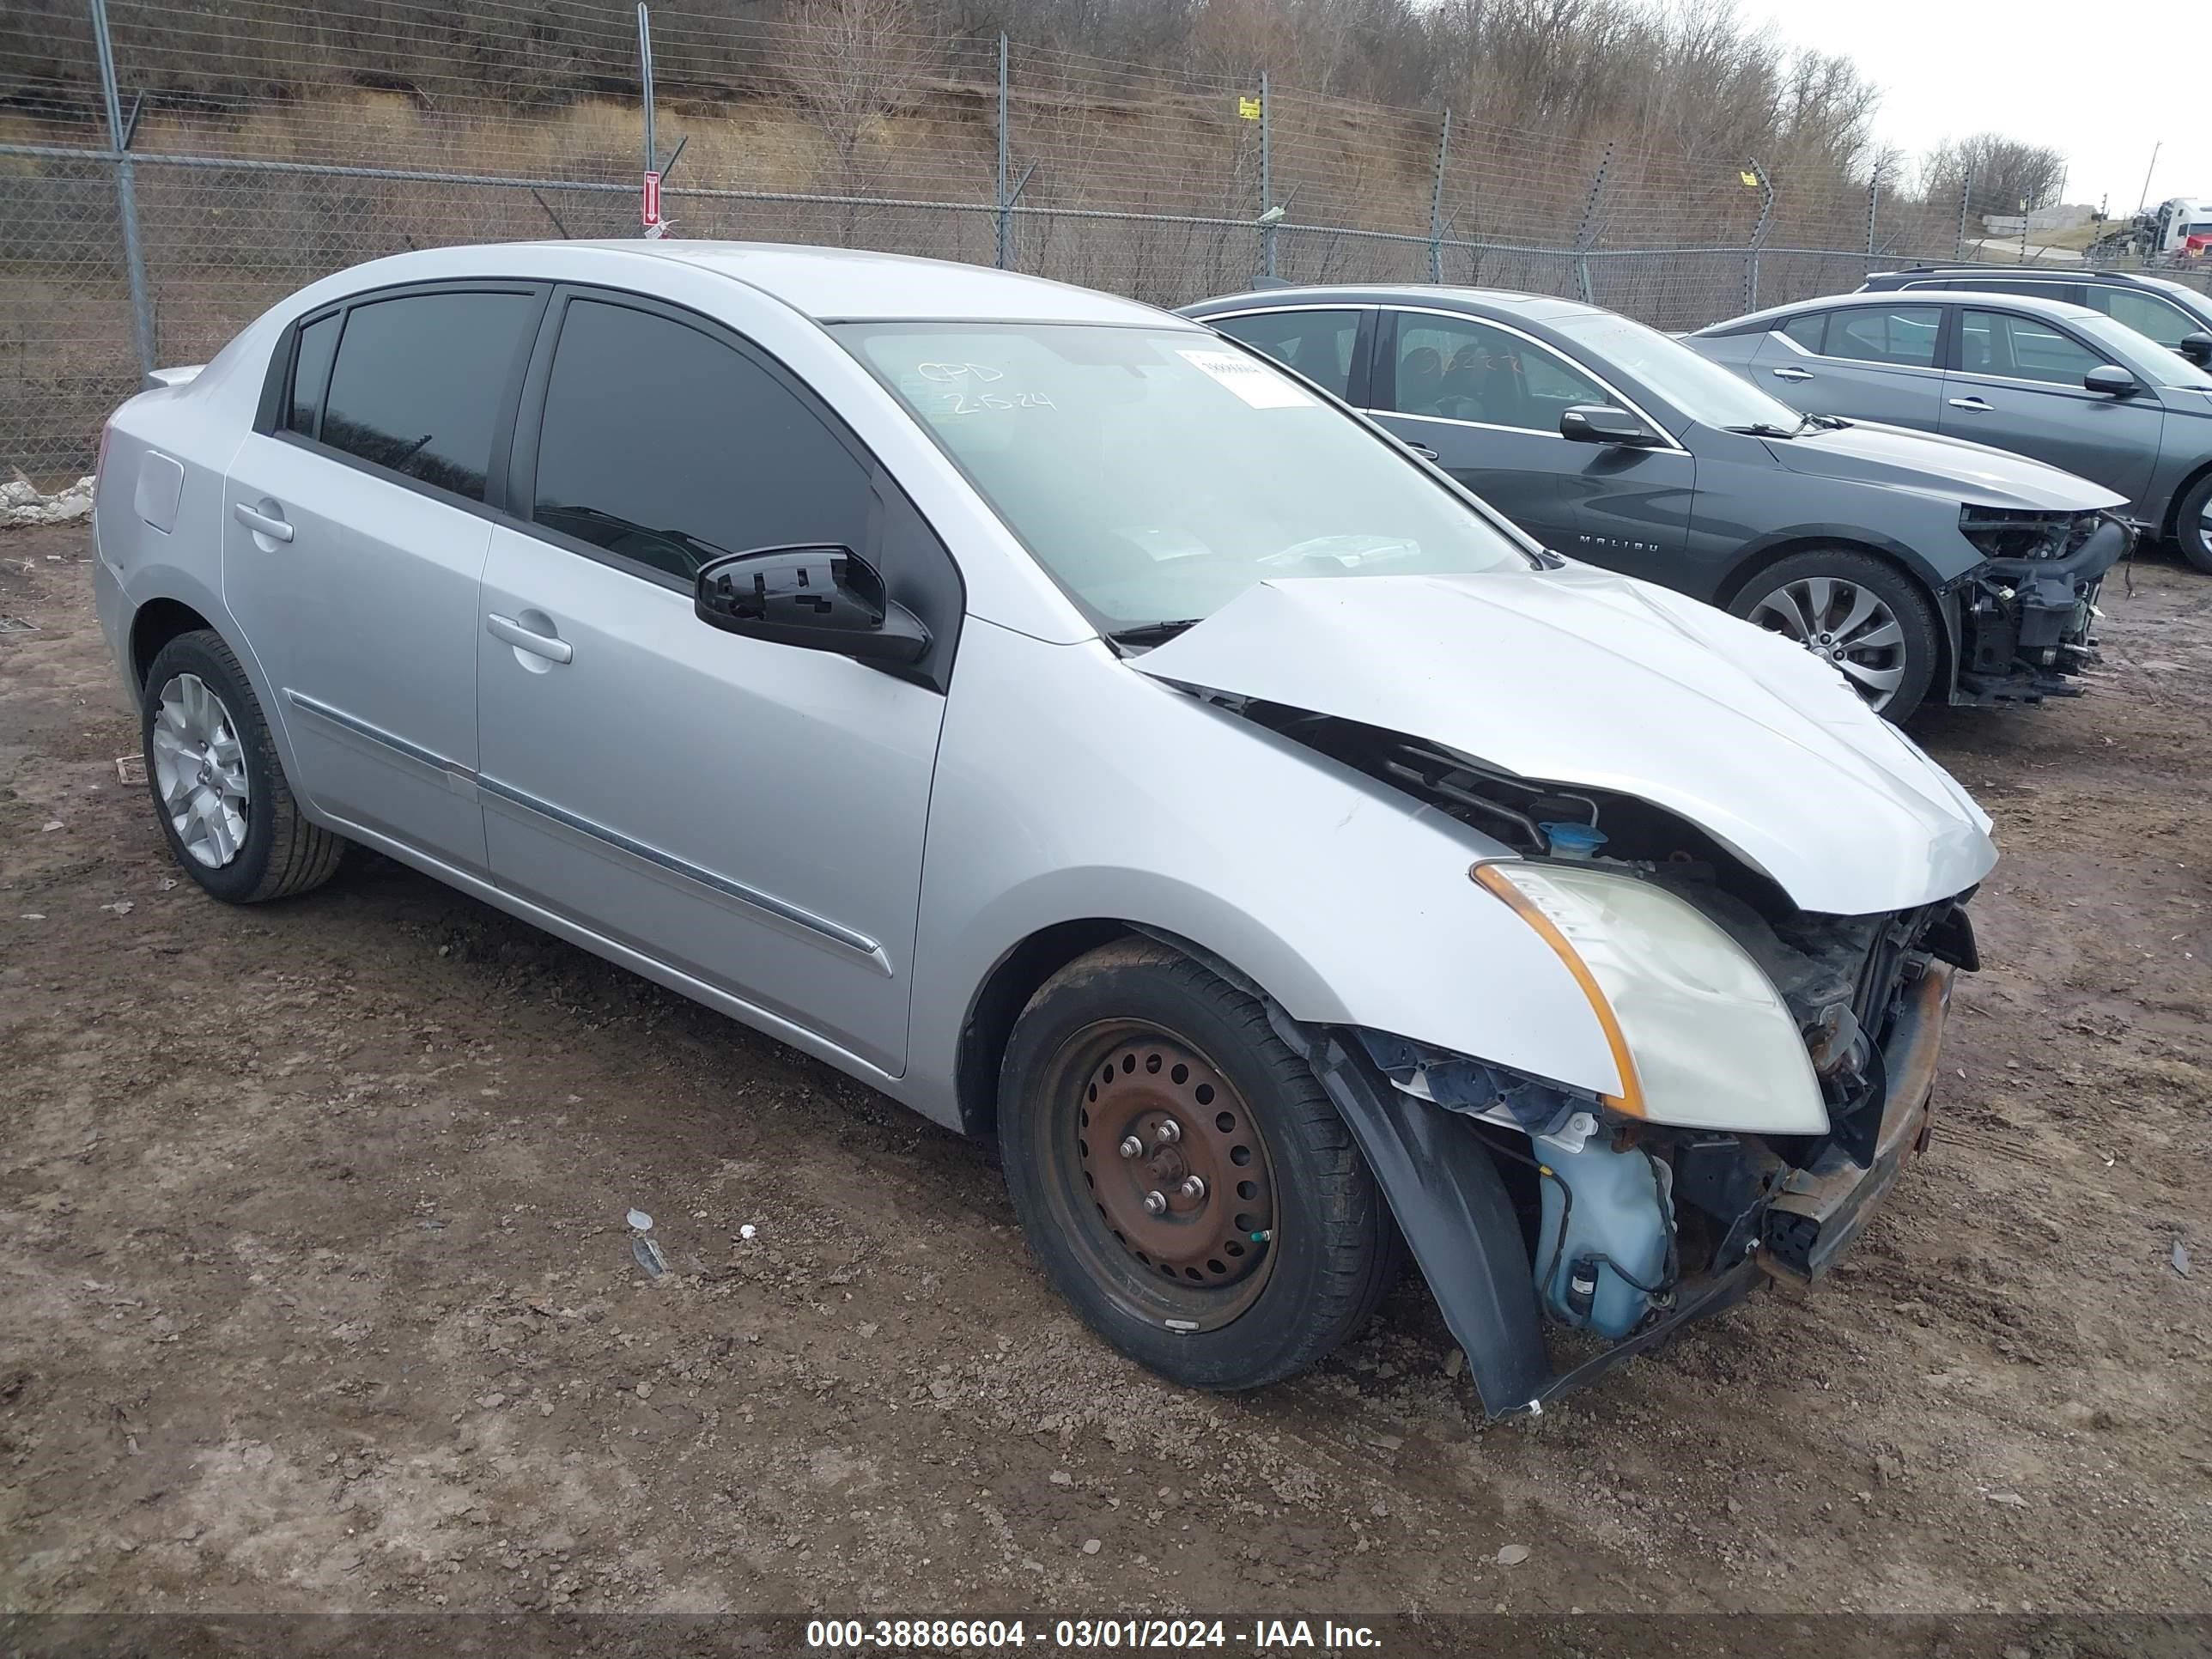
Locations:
1210;310;1362;401
286;313;338;437
320;291;536;501
1826;305;1941;368
1779;313;1826;352
529;298;872;582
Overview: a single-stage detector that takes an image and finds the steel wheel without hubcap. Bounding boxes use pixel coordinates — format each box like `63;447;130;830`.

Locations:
1745;574;1908;709
150;672;250;867
1046;1021;1279;1331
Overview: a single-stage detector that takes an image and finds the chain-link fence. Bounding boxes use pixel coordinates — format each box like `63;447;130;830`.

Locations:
4;0;2208;483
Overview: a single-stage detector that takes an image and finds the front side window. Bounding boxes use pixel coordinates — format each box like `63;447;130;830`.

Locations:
286;313;338;438
1387;314;1607;431
319;290;535;501
1960;310;2102;386
532;299;872;582
1209;309;1361;401
1826;305;1941;368
2083;286;2195;349
836;323;1529;634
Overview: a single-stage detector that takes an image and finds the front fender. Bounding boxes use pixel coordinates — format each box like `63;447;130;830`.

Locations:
902;622;1623;1127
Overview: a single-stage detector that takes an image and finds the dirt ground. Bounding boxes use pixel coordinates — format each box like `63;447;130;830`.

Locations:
3;520;2209;1627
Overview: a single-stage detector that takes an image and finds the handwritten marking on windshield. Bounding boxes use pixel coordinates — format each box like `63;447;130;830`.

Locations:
917;362;1006;383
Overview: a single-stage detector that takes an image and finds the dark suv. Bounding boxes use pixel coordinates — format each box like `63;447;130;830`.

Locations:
1860;267;2212;366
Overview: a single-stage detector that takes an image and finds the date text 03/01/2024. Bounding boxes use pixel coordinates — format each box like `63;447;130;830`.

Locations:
805;1618;1385;1650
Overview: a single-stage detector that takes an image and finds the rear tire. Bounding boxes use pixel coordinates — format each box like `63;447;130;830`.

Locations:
2175;472;2212;574
999;939;1397;1390
141;629;344;903
1728;549;1940;721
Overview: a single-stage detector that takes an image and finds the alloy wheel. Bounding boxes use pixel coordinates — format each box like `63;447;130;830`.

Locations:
1745;575;1908;710
151;672;250;867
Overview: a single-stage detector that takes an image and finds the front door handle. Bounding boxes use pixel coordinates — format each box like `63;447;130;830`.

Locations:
1948;397;1993;412
1770;366;1814;382
1404;441;1440;460
486;612;573;664
233;501;294;542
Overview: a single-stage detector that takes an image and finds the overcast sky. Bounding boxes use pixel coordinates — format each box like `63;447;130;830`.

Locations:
1729;0;2204;216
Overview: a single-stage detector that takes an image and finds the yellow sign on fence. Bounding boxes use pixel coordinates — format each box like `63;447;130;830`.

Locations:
1238;96;1262;121
1739;170;1761;189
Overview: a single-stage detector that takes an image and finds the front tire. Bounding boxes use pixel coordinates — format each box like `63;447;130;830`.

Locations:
999;939;1396;1390
1729;549;1940;720
141;629;344;903
2175;472;2212;575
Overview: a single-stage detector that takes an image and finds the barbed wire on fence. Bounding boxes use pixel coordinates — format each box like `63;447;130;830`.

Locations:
3;0;2206;480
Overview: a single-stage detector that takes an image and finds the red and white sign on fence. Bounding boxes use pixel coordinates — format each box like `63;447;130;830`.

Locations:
641;171;663;228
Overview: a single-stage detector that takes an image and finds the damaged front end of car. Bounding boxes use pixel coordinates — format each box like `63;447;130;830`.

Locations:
1951;507;2131;705
1252;723;1980;1416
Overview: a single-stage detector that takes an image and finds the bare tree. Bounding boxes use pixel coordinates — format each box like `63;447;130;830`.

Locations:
781;0;933;239
1920;132;2069;216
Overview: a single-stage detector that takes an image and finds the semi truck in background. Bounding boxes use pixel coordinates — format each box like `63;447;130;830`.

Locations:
2091;197;2212;262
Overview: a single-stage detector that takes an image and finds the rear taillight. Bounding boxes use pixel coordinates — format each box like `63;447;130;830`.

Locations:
95;418;113;488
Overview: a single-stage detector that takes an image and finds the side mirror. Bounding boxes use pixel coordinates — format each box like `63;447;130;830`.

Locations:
695;544;930;666
2178;331;2212;366
1560;404;1663;447
2083;364;2139;397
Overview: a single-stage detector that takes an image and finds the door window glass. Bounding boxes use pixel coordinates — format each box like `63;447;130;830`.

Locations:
531;299;872;582
2083;286;2196;349
1388;314;1607;431
1209;310;1361;401
286;313;338;438
1826;306;1941;367
1779;312;1827;353
1960;310;2105;385
319;291;534;501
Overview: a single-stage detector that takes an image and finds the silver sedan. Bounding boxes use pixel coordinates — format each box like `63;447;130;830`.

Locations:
92;241;1992;1416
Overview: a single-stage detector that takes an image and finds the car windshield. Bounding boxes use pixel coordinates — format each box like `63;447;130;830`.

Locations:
1551;309;1811;433
835;323;1532;635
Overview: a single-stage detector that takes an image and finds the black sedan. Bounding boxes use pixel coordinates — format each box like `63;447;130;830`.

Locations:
1180;286;2130;720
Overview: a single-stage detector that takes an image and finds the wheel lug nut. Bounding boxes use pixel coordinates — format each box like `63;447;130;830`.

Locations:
1118;1135;1143;1158
1142;1190;1168;1216
1153;1119;1181;1146
1179;1175;1206;1202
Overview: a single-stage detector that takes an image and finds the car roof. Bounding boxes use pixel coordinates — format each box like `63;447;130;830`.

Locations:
1183;285;1607;324
1708;287;2106;332
325;240;1183;327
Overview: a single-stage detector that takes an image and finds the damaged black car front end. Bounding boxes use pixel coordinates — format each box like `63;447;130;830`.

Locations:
1951;507;2131;704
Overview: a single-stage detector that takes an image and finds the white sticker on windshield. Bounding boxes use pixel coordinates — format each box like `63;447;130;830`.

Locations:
1176;348;1316;409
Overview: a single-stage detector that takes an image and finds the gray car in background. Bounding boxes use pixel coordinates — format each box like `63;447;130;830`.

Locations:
1183;286;2130;717
1687;289;2212;573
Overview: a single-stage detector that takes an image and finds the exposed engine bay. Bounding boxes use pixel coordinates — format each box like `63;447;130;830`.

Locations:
1952;508;2130;705
1243;701;1980;1346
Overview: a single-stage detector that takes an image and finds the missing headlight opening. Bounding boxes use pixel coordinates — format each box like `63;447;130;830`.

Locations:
1259;702;1982;1348
1954;507;2130;705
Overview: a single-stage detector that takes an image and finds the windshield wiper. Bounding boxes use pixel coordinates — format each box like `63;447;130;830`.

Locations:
1106;619;1204;647
1723;419;1809;439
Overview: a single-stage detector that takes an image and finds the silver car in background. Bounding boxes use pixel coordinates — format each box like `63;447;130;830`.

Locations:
92;242;1992;1417
1687;289;2212;572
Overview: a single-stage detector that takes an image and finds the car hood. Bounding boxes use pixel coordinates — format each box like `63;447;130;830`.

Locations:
1130;568;1996;915
1759;419;2127;511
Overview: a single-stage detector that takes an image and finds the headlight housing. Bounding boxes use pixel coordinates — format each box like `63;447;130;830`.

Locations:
1959;505;2100;562
1473;861;1826;1135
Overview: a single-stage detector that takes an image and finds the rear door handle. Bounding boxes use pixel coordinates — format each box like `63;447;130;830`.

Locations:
233;501;294;542
1948;397;1993;412
486;612;573;664
1770;366;1814;382
1404;441;1440;460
